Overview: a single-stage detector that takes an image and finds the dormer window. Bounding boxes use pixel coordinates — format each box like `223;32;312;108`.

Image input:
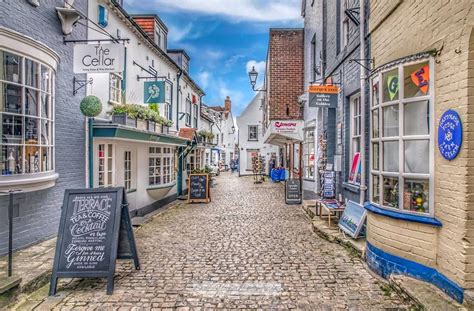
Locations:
155;30;162;48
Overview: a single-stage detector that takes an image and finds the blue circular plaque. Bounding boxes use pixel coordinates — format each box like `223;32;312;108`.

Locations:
438;109;462;160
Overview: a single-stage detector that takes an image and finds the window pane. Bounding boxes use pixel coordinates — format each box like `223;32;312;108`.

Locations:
41;147;49;172
1;145;22;175
1;51;21;83
40;93;49;119
25;88;38;116
383;141;399;172
383;176;399;208
41;66;51;92
25;117;39;143
404;62;429;98
1;83;22;114
25;59;39;88
372;175;380;204
382;68;399;102
383;105;399;137
40;119;50;145
2;114;23;144
372;108;379;138
25;145;40;173
371;80;379;107
403;179;429;213
404;140;429;174
404;100;429;136
372;143;379;171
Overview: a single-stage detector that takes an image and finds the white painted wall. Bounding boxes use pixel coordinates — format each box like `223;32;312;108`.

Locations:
237;92;279;176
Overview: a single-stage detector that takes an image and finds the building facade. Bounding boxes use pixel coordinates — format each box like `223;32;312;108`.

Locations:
0;0;87;254
237;92;279;176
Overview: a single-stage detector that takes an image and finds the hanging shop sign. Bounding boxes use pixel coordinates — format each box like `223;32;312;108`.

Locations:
338;201;367;239
285;179;302;204
188;174;211;203
49;188;140;296
73;44;124;74
438;109;462;160
308;85;339;108
272;120;304;134
144;81;166;104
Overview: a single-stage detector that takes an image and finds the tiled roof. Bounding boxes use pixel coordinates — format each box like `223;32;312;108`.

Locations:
178;128;196;141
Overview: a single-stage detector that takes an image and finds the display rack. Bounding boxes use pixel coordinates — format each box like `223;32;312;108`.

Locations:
252;155;265;184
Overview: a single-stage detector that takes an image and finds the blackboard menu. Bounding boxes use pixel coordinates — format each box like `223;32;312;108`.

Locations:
50;188;139;296
188;174;210;203
286;179;302;204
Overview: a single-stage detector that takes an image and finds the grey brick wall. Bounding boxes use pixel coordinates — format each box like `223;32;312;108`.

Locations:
0;0;87;255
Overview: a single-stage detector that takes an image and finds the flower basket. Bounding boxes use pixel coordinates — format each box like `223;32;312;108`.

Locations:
112;113;137;128
147;121;156;132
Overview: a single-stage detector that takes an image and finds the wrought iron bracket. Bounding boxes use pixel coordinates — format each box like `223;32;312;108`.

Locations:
349;58;374;72
63;37;130;44
345;7;360;26
73;77;93;95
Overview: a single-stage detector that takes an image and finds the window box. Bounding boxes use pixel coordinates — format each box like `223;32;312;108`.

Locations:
112;113;136;128
161;124;169;134
147;121;156;132
154;124;162;134
137;119;147;131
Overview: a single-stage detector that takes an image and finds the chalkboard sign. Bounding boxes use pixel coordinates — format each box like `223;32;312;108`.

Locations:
285;179;302;204
49;188;139;296
338;201;367;239
188;174;210;203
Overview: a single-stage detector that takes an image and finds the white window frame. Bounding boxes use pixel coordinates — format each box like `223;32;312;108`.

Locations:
124;151;132;191
303;128;315;179
350;93;361;162
109;73;122;104
369;58;435;217
341;0;350;49
248;125;258;141
149;146;175;186
98;143;114;187
185;98;191;126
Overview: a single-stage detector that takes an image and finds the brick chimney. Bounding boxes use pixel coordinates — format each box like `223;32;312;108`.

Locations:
224;96;231;117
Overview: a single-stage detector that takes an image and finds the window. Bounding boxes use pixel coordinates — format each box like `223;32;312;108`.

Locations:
185;98;191;126
350;94;361;160
155;31;162;48
303;130;315;179
205;152;210;166
98;144;114;187
221;152;226;164
124;151;132;191
186;149;201;174
370;59;433;215
149;147;175;186
1;50;55;176
193;104;198;128
165;82;172;120
341;0;350;49
248;125;258;141
109;73;122;104
311;34;317;81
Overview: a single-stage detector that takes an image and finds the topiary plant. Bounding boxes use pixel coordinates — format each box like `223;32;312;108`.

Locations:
80;95;102;117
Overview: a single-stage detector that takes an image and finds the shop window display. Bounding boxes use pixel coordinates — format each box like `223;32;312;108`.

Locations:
0;50;54;176
303;130;315;179
149;147;175;186
370;59;433;215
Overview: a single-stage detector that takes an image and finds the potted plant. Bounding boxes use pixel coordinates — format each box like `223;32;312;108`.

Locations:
111;104;137;127
147;104;158;132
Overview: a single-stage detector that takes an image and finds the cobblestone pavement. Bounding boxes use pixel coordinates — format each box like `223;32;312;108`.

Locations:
40;173;410;310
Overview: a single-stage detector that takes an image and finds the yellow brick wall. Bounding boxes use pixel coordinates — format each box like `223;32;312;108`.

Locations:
369;0;474;289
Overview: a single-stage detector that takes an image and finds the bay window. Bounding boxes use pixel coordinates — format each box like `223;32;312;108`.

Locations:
149;146;175;186
370;59;433;215
1;49;54;176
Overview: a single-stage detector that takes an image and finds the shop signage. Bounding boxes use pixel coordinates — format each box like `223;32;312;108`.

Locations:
144;81;166;104
188;174;211;203
387;75;399;100
411;65;429;94
438;109;463;160
285;179;301;204
338;201;367;239
272;120;304;134
49;188;140;296
348;152;361;184
73;44;124;74
308;85;339;108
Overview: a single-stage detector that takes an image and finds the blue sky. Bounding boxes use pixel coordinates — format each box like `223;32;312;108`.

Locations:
124;0;303;116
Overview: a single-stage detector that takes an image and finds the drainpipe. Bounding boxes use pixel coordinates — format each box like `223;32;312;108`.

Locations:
88;118;93;188
359;0;367;205
176;69;183;195
176;69;182;131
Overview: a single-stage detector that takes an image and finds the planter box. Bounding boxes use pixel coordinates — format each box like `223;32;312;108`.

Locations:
155;124;162;134
147;121;156;132
137;119;147;131
112;113;136;128
162;125;170;134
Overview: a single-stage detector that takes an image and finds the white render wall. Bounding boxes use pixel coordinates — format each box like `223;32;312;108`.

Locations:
237;92;279;176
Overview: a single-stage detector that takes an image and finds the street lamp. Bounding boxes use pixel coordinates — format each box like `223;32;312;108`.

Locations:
248;66;258;91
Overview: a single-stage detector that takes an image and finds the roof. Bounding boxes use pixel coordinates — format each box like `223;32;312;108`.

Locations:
167;49;191;61
208;106;226;112
130;14;168;33
178;128;197;141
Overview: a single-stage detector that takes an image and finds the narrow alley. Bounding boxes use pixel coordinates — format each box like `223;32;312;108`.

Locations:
27;173;410;310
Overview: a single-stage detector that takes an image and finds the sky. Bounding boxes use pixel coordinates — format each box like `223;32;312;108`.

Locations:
124;0;303;116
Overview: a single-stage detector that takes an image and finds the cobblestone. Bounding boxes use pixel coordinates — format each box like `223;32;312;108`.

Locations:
39;173;409;309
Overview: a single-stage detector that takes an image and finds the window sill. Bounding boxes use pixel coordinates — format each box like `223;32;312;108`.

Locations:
0;172;59;192
126;188;137;194
364;202;442;227
303;177;315;182
342;182;360;193
147;182;176;191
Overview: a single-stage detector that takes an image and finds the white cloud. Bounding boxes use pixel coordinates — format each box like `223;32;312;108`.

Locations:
138;0;302;22
167;23;194;43
246;60;266;87
198;71;210;89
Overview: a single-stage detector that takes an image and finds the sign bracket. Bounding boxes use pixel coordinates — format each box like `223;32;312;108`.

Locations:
73;77;93;96
348;58;374;72
63;37;130;44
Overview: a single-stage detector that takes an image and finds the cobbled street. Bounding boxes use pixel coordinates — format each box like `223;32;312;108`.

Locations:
42;173;409;310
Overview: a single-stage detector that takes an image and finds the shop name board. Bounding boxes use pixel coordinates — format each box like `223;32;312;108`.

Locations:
308;85;339;108
73;44;124;74
273;121;303;134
